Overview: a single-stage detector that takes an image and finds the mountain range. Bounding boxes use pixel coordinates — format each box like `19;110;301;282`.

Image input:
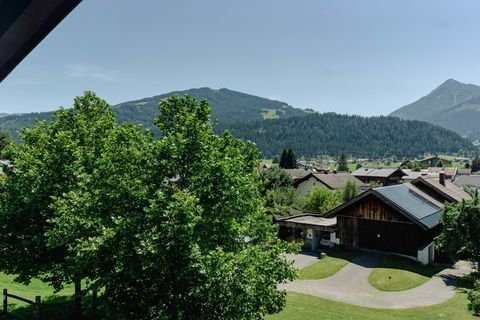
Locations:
389;79;480;140
0;88;307;139
0;85;476;158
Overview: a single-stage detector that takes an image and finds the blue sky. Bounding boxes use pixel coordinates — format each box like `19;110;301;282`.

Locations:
1;0;480;115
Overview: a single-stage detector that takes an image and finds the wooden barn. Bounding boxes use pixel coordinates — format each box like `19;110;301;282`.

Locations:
327;175;471;264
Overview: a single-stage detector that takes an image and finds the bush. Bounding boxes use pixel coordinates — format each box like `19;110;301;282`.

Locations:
468;284;480;316
303;187;342;214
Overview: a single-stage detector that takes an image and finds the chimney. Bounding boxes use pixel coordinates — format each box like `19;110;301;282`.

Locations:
439;171;446;186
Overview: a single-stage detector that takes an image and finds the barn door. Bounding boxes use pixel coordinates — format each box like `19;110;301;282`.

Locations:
358;219;388;251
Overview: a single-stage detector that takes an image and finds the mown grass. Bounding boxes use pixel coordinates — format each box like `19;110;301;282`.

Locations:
0;274;112;320
266;291;476;320
262;109;279;120
368;255;446;291
298;250;358;280
0;273;74;306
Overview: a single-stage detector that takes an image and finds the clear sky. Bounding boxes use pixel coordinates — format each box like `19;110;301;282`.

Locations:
1;0;480;115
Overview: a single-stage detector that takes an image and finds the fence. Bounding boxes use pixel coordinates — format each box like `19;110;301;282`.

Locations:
2;289;41;320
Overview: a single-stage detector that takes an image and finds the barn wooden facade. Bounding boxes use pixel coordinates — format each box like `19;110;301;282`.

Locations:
334;192;439;257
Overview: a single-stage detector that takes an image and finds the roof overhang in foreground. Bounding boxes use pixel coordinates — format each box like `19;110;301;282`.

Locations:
0;0;82;83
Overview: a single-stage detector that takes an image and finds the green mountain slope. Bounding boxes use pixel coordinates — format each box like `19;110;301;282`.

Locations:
0;87;306;139
389;79;480;139
224;113;476;158
1;88;475;158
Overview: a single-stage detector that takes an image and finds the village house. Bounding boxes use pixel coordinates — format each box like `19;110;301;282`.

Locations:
400;169;429;182
293;172;368;197
277;174;471;264
427;167;457;180
283;168;313;184
418;156;453;168
453;175;480;190
457;168;472;176
351;168;406;186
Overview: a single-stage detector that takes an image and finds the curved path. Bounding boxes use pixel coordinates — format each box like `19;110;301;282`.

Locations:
281;253;472;309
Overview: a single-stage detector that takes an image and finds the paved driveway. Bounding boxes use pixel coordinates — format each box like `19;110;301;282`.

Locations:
281;253;472;309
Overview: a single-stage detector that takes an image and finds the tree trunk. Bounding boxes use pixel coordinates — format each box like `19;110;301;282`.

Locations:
74;277;82;320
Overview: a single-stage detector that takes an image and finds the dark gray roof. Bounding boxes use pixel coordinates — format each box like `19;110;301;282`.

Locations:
457;168;472;175
277;214;337;227
352;168;406;178
454;175;480;188
374;184;442;229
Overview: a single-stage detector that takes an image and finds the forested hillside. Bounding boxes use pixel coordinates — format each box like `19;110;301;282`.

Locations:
224;113;476;158
1;89;475;159
0;87;307;139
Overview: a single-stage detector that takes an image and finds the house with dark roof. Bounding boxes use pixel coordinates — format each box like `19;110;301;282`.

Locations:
293;172;368;196
325;174;470;264
453;175;480;190
283;169;313;184
351;168;406;186
457;168;472;176
418;156;453;168
427;167;457;180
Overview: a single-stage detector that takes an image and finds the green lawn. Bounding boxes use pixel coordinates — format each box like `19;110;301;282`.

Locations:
298;250;358;280
266;291;476;320
0;273;79;320
368;255;446;291
0;273;74;306
262;109;279;119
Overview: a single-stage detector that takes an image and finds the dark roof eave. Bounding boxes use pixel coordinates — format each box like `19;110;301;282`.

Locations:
0;0;82;83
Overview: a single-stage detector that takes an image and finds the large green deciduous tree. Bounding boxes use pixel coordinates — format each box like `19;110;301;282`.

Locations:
0;92;297;319
437;194;480;271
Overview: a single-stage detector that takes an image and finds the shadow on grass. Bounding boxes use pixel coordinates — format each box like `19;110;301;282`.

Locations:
375;255;446;277
325;249;359;262
7;295;74;320
301;248;360;261
7;295;122;320
451;272;477;293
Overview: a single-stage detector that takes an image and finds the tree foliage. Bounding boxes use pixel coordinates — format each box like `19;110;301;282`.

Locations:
437;194;480;270
225;113;476;158
260;167;292;191
341;180;360;203
0;129;12;156
303;187;343;214
265;186;304;216
0;92;298;319
0;88;307;140
279;149;296;169
472;156;480;172
468;283;480;316
337;153;349;172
